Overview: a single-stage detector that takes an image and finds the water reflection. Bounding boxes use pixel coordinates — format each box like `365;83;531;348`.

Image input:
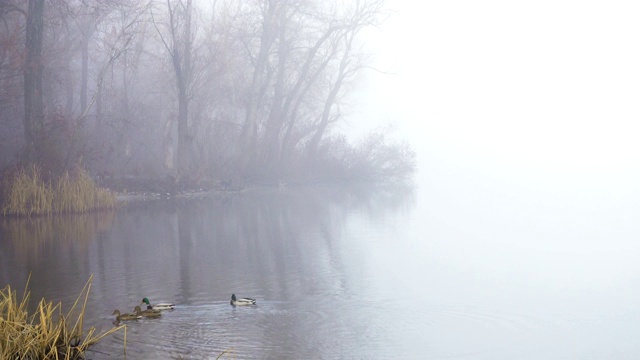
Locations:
0;213;116;309
0;212;115;260
0;184;416;359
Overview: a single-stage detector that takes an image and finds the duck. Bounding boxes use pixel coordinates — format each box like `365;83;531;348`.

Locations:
141;297;175;310
231;294;256;306
134;305;162;318
112;309;142;321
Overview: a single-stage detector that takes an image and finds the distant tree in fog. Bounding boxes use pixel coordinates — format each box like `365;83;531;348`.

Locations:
236;0;388;180
23;0;44;164
65;1;150;171
152;0;195;178
306;0;386;161
0;0;414;185
0;1;149;171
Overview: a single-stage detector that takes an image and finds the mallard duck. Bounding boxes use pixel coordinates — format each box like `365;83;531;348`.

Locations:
231;294;256;306
134;305;162;318
141;297;175;310
112;309;142;321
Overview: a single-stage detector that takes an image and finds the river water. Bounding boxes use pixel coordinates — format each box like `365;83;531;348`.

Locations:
1;166;639;359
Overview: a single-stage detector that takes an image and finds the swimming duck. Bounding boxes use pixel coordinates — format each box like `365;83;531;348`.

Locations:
112;309;142;321
231;294;256;306
134;305;162;318
141;297;175;310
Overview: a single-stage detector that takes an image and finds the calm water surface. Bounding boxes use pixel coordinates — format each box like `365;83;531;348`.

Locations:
1;170;640;359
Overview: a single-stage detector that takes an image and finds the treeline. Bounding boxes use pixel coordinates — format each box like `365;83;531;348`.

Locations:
0;0;415;187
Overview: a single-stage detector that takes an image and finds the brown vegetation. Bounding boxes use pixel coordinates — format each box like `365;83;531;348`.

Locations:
0;275;124;360
1;165;117;216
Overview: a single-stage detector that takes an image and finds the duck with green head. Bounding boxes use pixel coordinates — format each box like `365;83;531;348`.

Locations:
141;297;175;310
231;294;256;306
134;305;162;318
112;309;142;322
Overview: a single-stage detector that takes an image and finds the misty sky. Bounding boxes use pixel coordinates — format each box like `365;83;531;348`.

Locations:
353;0;640;195
354;5;640;350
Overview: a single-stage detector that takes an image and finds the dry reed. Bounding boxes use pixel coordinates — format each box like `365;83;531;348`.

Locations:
1;165;117;216
0;275;125;360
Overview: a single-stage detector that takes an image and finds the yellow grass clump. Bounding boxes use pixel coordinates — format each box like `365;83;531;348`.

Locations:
2;165;117;216
0;275;125;360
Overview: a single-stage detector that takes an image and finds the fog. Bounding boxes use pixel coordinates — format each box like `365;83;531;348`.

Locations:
2;1;640;358
353;1;640;355
343;3;640;356
359;0;640;192
0;0;413;185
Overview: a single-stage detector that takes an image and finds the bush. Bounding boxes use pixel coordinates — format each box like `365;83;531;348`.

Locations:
346;131;416;182
305;128;416;183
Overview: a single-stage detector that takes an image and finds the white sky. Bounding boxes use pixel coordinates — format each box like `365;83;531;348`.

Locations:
350;4;640;354
353;0;640;193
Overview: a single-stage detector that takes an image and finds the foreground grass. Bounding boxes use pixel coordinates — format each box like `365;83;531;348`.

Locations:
0;275;125;360
1;165;117;216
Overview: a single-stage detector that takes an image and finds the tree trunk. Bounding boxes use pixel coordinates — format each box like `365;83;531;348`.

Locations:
240;0;279;175
307;33;354;160
173;0;192;178
65;68;74;117
176;81;189;176
262;15;288;171
80;33;89;114
162;0;193;178
95;73;102;131
23;0;45;164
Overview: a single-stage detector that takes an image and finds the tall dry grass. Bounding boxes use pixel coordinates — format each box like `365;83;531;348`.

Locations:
0;275;125;359
1;165;117;216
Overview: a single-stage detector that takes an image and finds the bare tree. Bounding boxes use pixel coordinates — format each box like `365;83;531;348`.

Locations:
63;1;150;169
247;0;387;174
153;0;195;178
2;0;411;184
23;0;44;164
262;2;346;173
306;0;386;160
238;0;283;175
0;2;26;166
